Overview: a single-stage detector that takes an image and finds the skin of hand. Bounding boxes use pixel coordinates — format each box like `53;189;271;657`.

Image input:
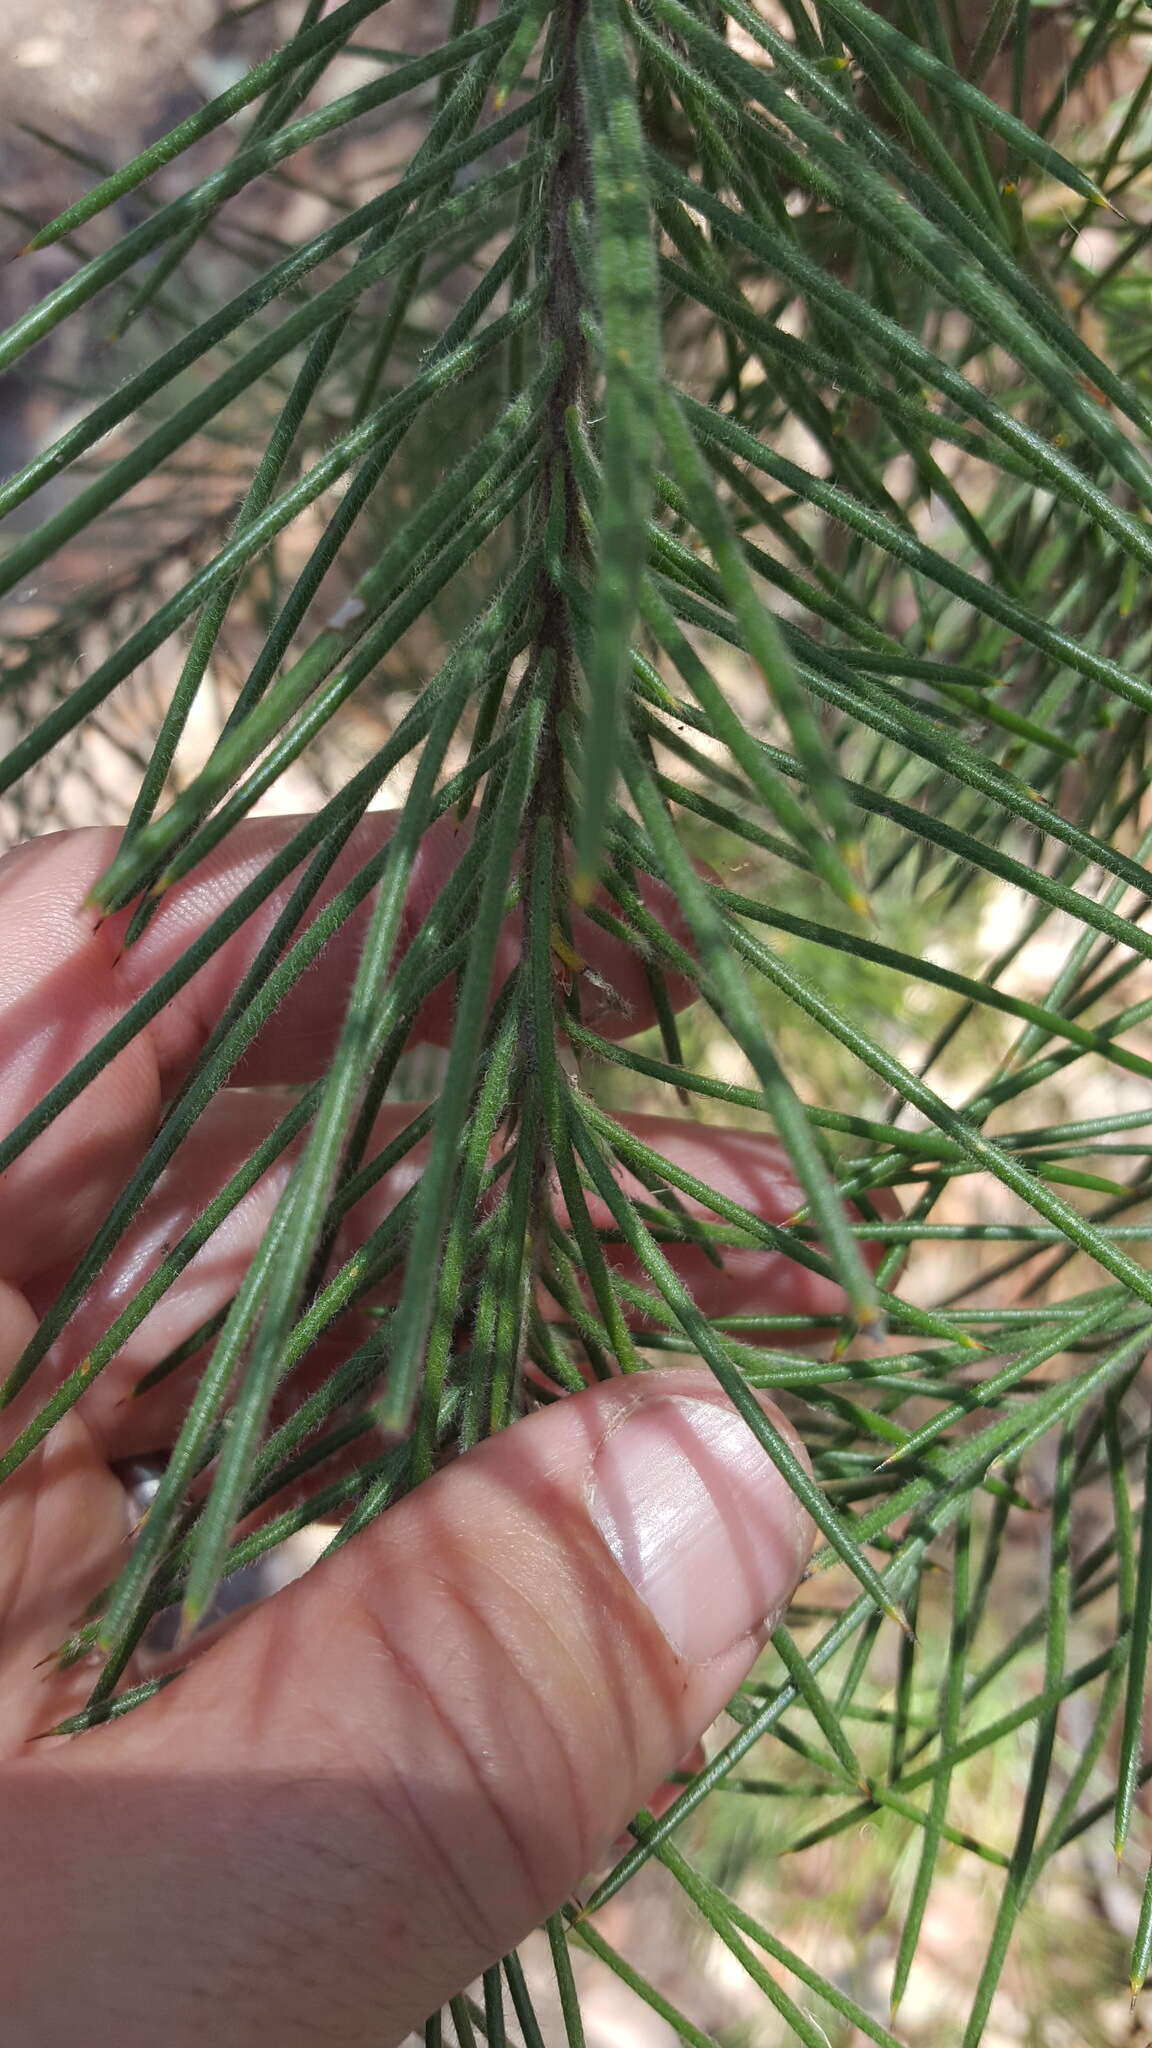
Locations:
0;816;849;2046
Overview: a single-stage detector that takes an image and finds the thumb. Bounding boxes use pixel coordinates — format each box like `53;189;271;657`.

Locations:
4;1371;813;2047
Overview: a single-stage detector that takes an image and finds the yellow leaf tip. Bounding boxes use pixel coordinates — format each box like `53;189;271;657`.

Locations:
173;1604;202;1652
1092;186;1124;217
550;922;588;974
853;1305;887;1345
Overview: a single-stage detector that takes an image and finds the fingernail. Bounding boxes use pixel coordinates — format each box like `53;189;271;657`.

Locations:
589;1396;811;1664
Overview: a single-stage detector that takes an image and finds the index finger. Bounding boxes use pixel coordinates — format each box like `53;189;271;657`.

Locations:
0;813;696;1281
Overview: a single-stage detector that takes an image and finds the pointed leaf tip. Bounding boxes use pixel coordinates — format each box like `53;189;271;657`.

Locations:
853;1303;887;1345
550;923;587;974
174;1600;203;1651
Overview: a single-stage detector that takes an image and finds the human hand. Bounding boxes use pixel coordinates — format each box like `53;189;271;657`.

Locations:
0;815;845;2045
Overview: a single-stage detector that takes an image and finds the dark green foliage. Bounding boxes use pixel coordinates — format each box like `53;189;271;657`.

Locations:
5;0;1152;2037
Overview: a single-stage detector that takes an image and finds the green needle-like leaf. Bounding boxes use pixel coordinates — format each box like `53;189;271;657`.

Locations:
379;687;545;1431
573;0;662;897
653;387;863;904
1115;1422;1152;1861
891;1505;971;2013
